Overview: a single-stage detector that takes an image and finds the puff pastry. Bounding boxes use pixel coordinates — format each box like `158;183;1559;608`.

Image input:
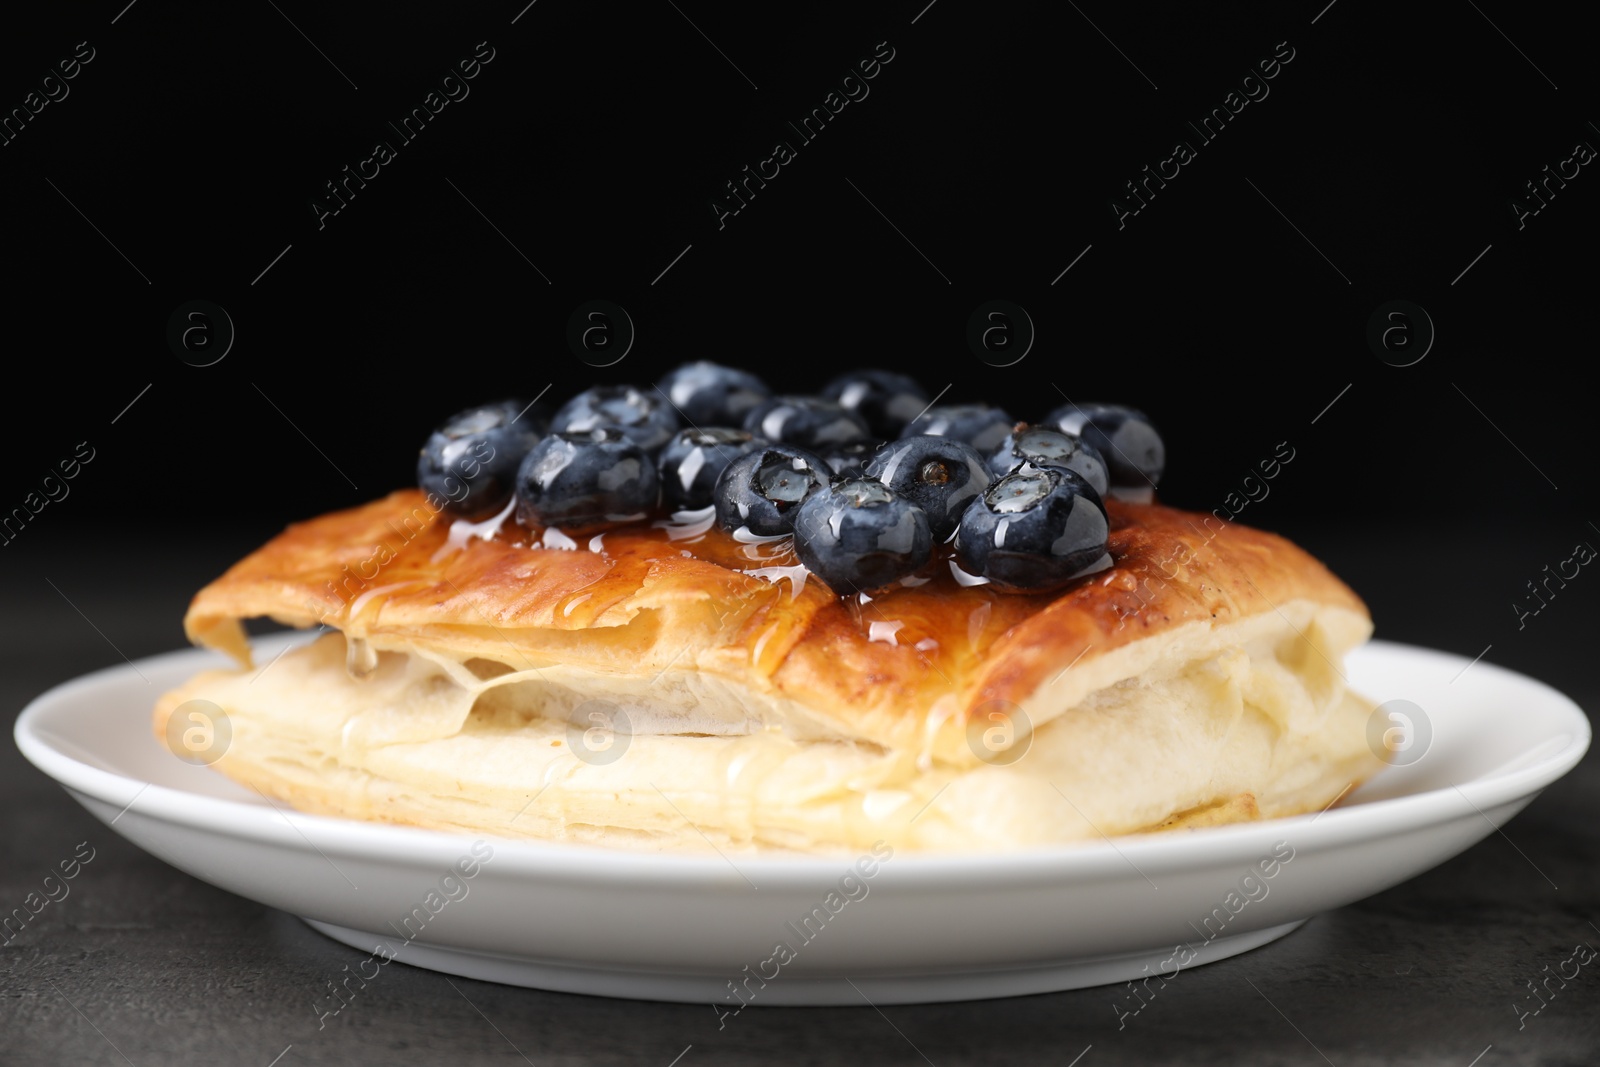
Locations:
156;490;1377;853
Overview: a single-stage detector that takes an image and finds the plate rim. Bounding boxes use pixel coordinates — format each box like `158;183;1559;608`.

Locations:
14;635;1590;886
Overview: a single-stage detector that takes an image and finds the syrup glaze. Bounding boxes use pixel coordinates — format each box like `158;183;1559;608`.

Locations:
495;502;1059;668
258;490;1077;682
184;488;1365;745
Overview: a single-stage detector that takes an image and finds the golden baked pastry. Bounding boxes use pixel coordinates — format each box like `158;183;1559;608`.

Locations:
156;488;1377;853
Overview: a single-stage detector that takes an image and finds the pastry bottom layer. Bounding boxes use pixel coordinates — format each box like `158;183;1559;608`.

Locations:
155;616;1379;855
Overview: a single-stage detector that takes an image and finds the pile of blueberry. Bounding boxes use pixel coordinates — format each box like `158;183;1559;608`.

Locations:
417;363;1164;595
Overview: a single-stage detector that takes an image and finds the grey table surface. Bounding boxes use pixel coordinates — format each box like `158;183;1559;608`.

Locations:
3;527;1596;1067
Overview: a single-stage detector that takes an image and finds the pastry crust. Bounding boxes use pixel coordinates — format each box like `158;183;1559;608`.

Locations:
162;490;1379;851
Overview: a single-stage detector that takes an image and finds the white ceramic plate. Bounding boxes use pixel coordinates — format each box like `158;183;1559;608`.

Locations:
14;636;1589;1005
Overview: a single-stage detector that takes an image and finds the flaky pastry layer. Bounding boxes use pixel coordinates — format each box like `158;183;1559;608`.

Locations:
162;492;1377;851
158;600;1374;853
180;491;1370;761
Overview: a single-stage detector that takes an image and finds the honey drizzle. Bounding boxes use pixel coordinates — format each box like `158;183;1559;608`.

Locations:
417;503;1101;673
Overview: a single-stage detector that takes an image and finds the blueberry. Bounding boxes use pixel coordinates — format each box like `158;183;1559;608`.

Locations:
955;465;1109;592
656;361;771;427
742;396;871;451
515;428;659;530
417;399;546;519
713;444;831;537
989;424;1110;497
818;438;885;479
865;435;991;542
821;370;929;438
657;427;762;512
793;479;932;594
1044;403;1164;497
552;385;679;452
901;403;1014;454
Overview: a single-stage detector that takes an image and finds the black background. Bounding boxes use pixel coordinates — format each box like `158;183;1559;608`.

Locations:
2;2;1597;1064
2;0;1593;533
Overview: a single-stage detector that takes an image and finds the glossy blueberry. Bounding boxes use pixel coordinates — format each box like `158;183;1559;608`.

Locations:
793;479;933;594
417;399;546;519
818;438;885;479
657;427;762;512
712;444;831;537
955;465;1110;592
742;396;871;452
551;385;679;452
865;435;991;542
988;424;1111;497
656;361;772;427
821;370;929;438
1044;402;1164;496
514;428;659;530
900;403;1014;454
